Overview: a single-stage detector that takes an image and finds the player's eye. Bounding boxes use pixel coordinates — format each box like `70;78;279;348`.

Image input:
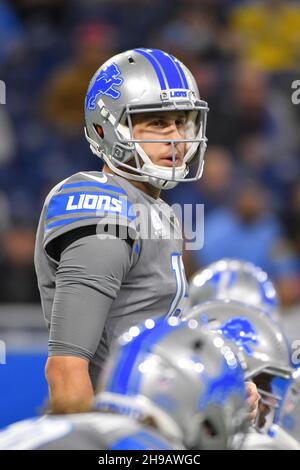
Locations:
175;118;186;127
150;119;165;128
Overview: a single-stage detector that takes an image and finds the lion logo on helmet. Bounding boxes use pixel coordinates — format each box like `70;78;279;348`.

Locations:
86;63;123;110
219;317;258;356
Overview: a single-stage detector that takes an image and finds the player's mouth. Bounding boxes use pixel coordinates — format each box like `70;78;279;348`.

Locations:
158;155;182;167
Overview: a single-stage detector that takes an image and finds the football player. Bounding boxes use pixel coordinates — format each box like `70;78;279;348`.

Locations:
34;48;209;413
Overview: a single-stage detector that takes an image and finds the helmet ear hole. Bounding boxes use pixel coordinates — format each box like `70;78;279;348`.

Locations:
93;123;104;139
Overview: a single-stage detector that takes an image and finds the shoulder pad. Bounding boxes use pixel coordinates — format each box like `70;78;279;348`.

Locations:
43;172;136;245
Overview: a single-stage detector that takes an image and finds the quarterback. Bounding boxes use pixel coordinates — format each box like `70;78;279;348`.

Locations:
34;48;258;416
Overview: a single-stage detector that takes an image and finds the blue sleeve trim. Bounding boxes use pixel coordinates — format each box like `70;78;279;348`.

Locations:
60;181;127;195
45;216;99;231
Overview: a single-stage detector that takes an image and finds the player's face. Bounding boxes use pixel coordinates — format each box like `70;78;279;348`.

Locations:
131;111;187;167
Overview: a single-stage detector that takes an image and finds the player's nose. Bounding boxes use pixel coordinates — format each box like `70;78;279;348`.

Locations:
168;122;184;140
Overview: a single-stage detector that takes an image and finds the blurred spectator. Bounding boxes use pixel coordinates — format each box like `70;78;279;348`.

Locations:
208;62;298;156
0;1;24;66
191;179;299;305
281;179;300;265
114;0;170;50
165;145;234;214
200;146;234;209
0;226;40;303
9;0;69;25
229;0;300;71
0;108;16;165
236;134;300;208
41;20;117;137
158;5;221;58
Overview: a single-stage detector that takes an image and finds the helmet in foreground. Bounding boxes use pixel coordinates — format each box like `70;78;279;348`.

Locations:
96;317;248;449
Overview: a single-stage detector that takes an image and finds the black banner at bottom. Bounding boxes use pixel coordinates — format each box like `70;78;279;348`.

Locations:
0;449;294;466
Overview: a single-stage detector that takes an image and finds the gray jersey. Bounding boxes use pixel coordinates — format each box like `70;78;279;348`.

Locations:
35;171;187;385
0;413;183;450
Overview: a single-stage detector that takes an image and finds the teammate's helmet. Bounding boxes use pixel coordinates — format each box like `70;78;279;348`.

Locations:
279;367;300;442
84;48;209;190
185;300;293;429
189;259;279;320
96;317;248;450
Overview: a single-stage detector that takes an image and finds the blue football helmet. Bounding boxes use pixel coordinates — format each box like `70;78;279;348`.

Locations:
189;259;279;320
185;299;293;431
84;48;209;189
95;317;248;449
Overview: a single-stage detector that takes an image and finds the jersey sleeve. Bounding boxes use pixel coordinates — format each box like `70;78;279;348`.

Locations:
42;172;137;252
48;232;131;363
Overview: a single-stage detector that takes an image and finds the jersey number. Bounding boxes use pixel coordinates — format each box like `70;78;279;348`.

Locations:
166;253;188;318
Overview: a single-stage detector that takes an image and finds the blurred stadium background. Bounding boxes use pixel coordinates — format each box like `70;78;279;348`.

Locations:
0;0;300;428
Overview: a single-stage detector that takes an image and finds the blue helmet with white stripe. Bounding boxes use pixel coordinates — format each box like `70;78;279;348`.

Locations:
96;317;248;449
84;48;208;189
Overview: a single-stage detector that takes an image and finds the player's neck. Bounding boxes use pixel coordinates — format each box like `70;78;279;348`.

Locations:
103;165;161;199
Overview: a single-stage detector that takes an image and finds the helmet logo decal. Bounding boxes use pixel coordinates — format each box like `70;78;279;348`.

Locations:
86;63;123;109
219;317;258;356
199;358;245;410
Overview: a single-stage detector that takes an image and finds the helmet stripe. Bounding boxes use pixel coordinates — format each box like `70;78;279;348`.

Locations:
106;319;169;394
146;49;186;89
171;55;189;89
135;49;167;90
